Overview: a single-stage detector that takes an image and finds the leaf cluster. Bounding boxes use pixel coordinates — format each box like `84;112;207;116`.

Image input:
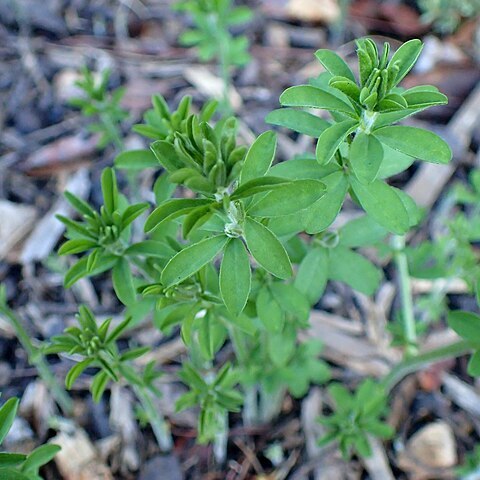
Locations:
45;306;155;402
318;379;394;459
70;67;128;148
175;0;252;66
267;38;451;235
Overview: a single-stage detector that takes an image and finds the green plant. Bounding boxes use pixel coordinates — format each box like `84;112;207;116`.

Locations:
0;395;60;480
70;67;128;150
174;0;252;111
418;0;480;34
47;36;480;465
318;379;394;458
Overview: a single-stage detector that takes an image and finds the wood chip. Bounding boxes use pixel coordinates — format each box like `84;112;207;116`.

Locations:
286;0;340;23
20;168;90;263
183;66;242;111
0;200;36;261
50;426;113;480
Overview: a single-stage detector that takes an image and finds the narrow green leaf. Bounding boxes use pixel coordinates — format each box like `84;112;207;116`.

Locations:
125;240;175;259
114;149;159;170
374;126;452;164
112;257;136;305
349;177;409;234
58;239;97;256
101;168;118;215
315;49;356;82
349;132;384;184
248;180;326;217
0;398;19;444
121;203;149;228
220;239;251;316
448;311;480;342
22;444;60;473
403;90;448;109
316;119;358;165
467;351;480;376
150;140;183;173
280;85;357;116
244;217;292;279
144;198;212;232
162;235;228;287
231;176;289;200
389;39;423;86
91;371;110;403
266;108;330;137
65;358;93;389
240;131;277;184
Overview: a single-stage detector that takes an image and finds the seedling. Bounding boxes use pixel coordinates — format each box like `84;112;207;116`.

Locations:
174;0;252;111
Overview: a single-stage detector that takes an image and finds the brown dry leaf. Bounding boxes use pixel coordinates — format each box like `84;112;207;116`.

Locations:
397;421;457;478
0;200;36;261
286;0;340;24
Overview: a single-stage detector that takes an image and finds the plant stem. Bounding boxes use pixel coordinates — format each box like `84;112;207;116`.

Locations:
0;305;73;414
382;339;472;392
132;383;173;452
213;410;228;464
259;387;285;424
392;235;418;356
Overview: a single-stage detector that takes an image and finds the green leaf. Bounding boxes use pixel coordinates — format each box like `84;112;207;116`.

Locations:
248;180;326;217
101;168;118;215
339;215;388;248
294;247;329;305
197;312;227;360
349;132;384;184
65;358;93;389
467;351;480;376
315;49;356;82
389;39;423;86
377;144;415;179
91;371;110;403
220;238;251;317
0;398;19;444
304;171;348;233
257;286;284;332
231;176;289;200
64;253;118;288
240;131;277;184
151;140;182;173
316;119;358;165
448;311;480;342
162;234;228;287
328;246;382;295
374;126;451;164
124;240;175;259
280;85;357;116
0;468;30;480
121;203;149;228
112;258;136;305
58;239;97;255
403;90;448;109
244;217;292;279
270;283;310;324
349;178;409;234
144;199;212;232
22;444;60;473
0;453;26;467
114;149;159;170
268;326;297;367
266;108;330;137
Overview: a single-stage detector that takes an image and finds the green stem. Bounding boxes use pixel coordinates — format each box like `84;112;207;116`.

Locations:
392;235;418;356
259;387;285;424
382;339;472;392
132;383;173;451
0;305;73;414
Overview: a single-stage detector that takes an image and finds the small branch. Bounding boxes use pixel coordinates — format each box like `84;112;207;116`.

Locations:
392;235;418;356
0;303;73;414
382;339;472;392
